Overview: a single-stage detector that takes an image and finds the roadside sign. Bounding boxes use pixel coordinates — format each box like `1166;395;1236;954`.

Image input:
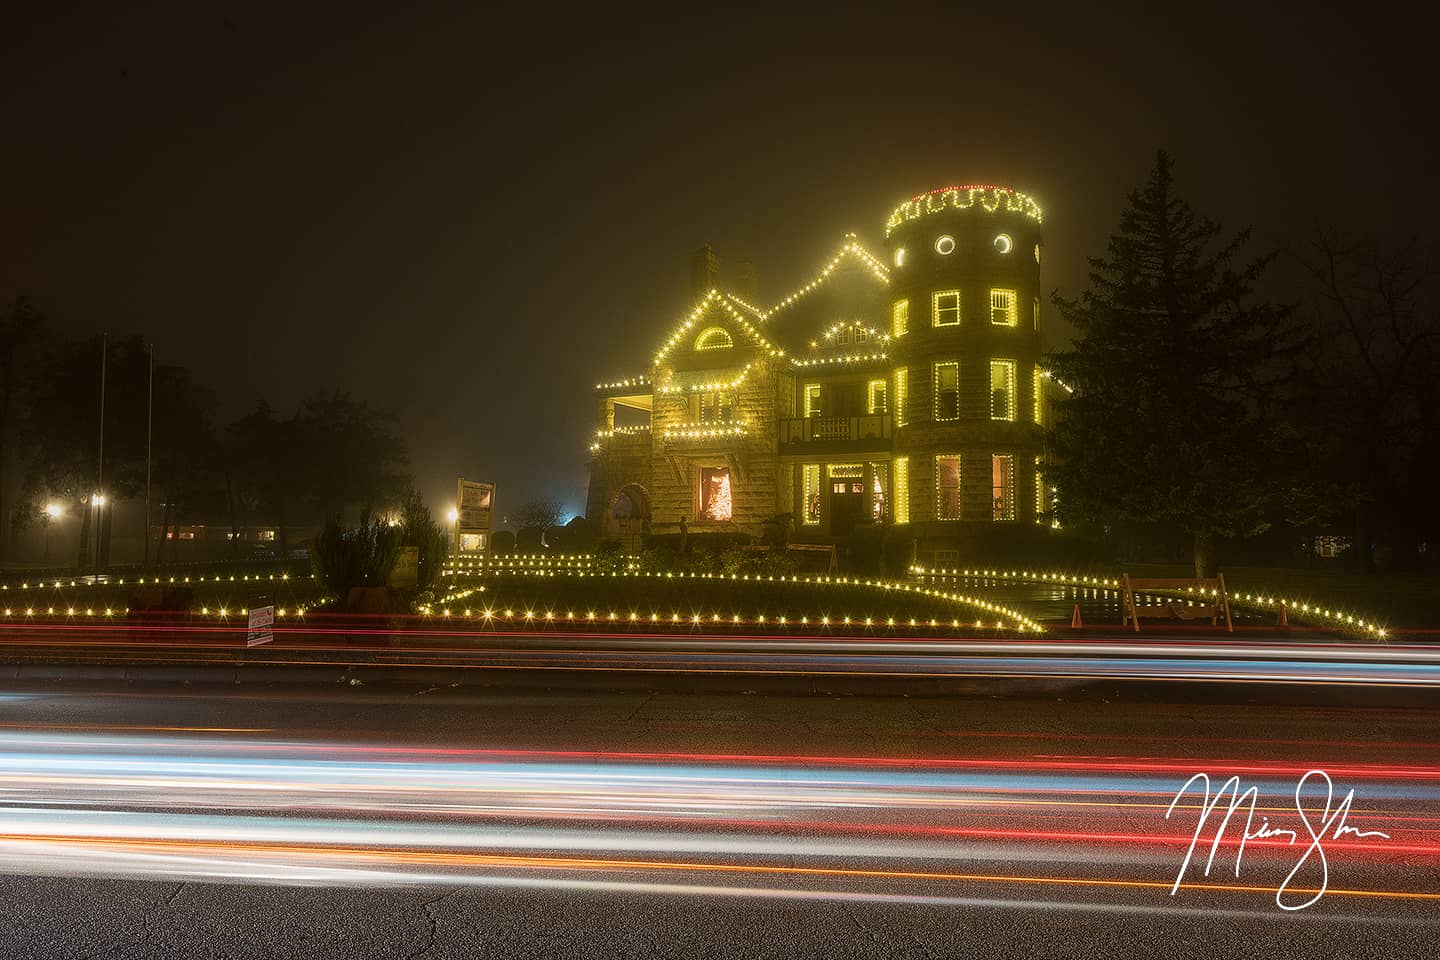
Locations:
457;479;495;535
246;604;275;647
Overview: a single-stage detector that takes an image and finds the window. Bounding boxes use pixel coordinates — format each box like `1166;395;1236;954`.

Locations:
836;326;852;345
694;326;733;350
934;235;956;255
893;457;910;524
990;361;1016;420
894;368;908;426
870;463;888;522
699;467;733;521
1033;367;1043;425
802;464;821;525
935;455;961;520
994;233;1013;254
1033;297;1040;330
992;455;1015;521
933;361;959;420
1034;243;1042;264
990;288;1018;326
894;247;906;268
867;379;887;414
1034;457;1046;526
892;299;909;337
932;290;961;326
853;326;868;344
699;392;733;422
803;383;821;418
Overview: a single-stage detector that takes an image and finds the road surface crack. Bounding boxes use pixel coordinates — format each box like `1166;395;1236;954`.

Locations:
403;890;454;959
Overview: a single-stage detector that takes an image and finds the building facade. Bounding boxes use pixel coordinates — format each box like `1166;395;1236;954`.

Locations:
586;184;1059;566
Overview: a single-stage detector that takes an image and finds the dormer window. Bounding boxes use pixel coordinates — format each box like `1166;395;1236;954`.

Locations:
837;326;852;346
854;327;868;344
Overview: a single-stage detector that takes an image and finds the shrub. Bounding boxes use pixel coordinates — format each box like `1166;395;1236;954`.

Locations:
311;510;403;603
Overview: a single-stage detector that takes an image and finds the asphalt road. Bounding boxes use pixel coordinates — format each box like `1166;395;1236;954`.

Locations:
0;675;1436;959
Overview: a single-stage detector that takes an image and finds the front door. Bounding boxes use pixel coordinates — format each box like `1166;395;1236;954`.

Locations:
829;479;865;536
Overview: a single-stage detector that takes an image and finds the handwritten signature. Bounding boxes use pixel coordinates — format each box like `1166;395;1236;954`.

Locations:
1165;769;1389;910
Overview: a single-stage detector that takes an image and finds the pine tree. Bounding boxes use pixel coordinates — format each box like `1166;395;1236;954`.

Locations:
1047;152;1303;577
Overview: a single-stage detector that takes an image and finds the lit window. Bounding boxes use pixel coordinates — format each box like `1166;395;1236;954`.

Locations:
989;289;1018;326
694;326;733;351
802;464;821;525
893;457;910;524
868;379;887;414
853;326;868;344
870;463;888;522
1033;366;1043;425
990;361;1016;420
933;361;959;421
894;247;906;268
836;326;852;345
1034;243;1042;264
892;299;909;337
935;455;961;520
1033;298;1040;330
700;467;733;521
894;367;908;426
992;455;1015;521
994;233;1013;254
932;290;960;327
803;383;821;418
934;235;955;255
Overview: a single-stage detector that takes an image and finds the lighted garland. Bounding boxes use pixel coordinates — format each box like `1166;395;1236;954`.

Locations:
885;185;1044;237
910;565;1389;639
414;567;1041;633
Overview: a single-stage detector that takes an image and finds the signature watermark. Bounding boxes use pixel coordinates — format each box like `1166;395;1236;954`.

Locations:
1165;769;1389;910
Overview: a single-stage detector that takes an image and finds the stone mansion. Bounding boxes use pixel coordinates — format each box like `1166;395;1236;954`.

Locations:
585;184;1059;566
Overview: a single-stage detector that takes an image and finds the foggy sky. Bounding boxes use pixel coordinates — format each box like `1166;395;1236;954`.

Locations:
2;3;1434;519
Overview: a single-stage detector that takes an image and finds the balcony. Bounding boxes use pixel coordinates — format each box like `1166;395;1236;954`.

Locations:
778;415;893;456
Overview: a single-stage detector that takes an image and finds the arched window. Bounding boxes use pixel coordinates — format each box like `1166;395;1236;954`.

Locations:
694;326;734;351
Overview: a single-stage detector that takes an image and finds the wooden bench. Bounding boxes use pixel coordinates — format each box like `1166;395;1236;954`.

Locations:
786;542;838;575
1120;573;1232;632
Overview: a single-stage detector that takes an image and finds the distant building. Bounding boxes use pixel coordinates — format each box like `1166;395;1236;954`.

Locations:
586;184;1060;565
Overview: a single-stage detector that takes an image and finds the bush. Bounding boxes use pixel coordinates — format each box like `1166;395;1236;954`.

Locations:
516;527;544;552
311;510;403;603
491;530;516;554
398;490;448;590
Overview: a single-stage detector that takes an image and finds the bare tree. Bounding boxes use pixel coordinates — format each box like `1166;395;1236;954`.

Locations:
513;498;567;536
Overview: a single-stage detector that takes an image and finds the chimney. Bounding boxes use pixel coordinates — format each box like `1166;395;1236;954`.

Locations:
731;259;757;303
690;244;721;299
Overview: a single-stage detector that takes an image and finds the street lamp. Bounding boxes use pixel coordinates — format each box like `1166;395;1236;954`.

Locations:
92;493;106;507
45;503;62;520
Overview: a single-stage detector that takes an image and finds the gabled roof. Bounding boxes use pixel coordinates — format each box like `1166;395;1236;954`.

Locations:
758;235;890;324
652;289;785;365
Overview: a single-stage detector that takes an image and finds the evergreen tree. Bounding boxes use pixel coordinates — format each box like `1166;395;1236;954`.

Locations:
1047;152;1303;577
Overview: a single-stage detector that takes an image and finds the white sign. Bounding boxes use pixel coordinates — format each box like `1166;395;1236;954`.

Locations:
246;605;275;647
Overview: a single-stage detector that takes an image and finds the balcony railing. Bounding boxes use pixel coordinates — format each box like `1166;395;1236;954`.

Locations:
778;415;892;452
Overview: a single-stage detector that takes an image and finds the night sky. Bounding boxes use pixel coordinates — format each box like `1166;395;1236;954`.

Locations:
3;4;1433;520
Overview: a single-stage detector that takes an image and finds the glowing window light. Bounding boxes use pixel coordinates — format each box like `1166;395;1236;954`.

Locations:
803;382;821;418
932;290;961;327
992;454;1016;521
934;235;955;255
935;454;962;521
989;360;1017;420
802;464;822;526
867;379;887;415
894;247;906;268
994;233;1013;254
989;289;1018;326
892;299;909;337
933;361;960;421
693;326;734;351
894;367;908;427
893;457;910;524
